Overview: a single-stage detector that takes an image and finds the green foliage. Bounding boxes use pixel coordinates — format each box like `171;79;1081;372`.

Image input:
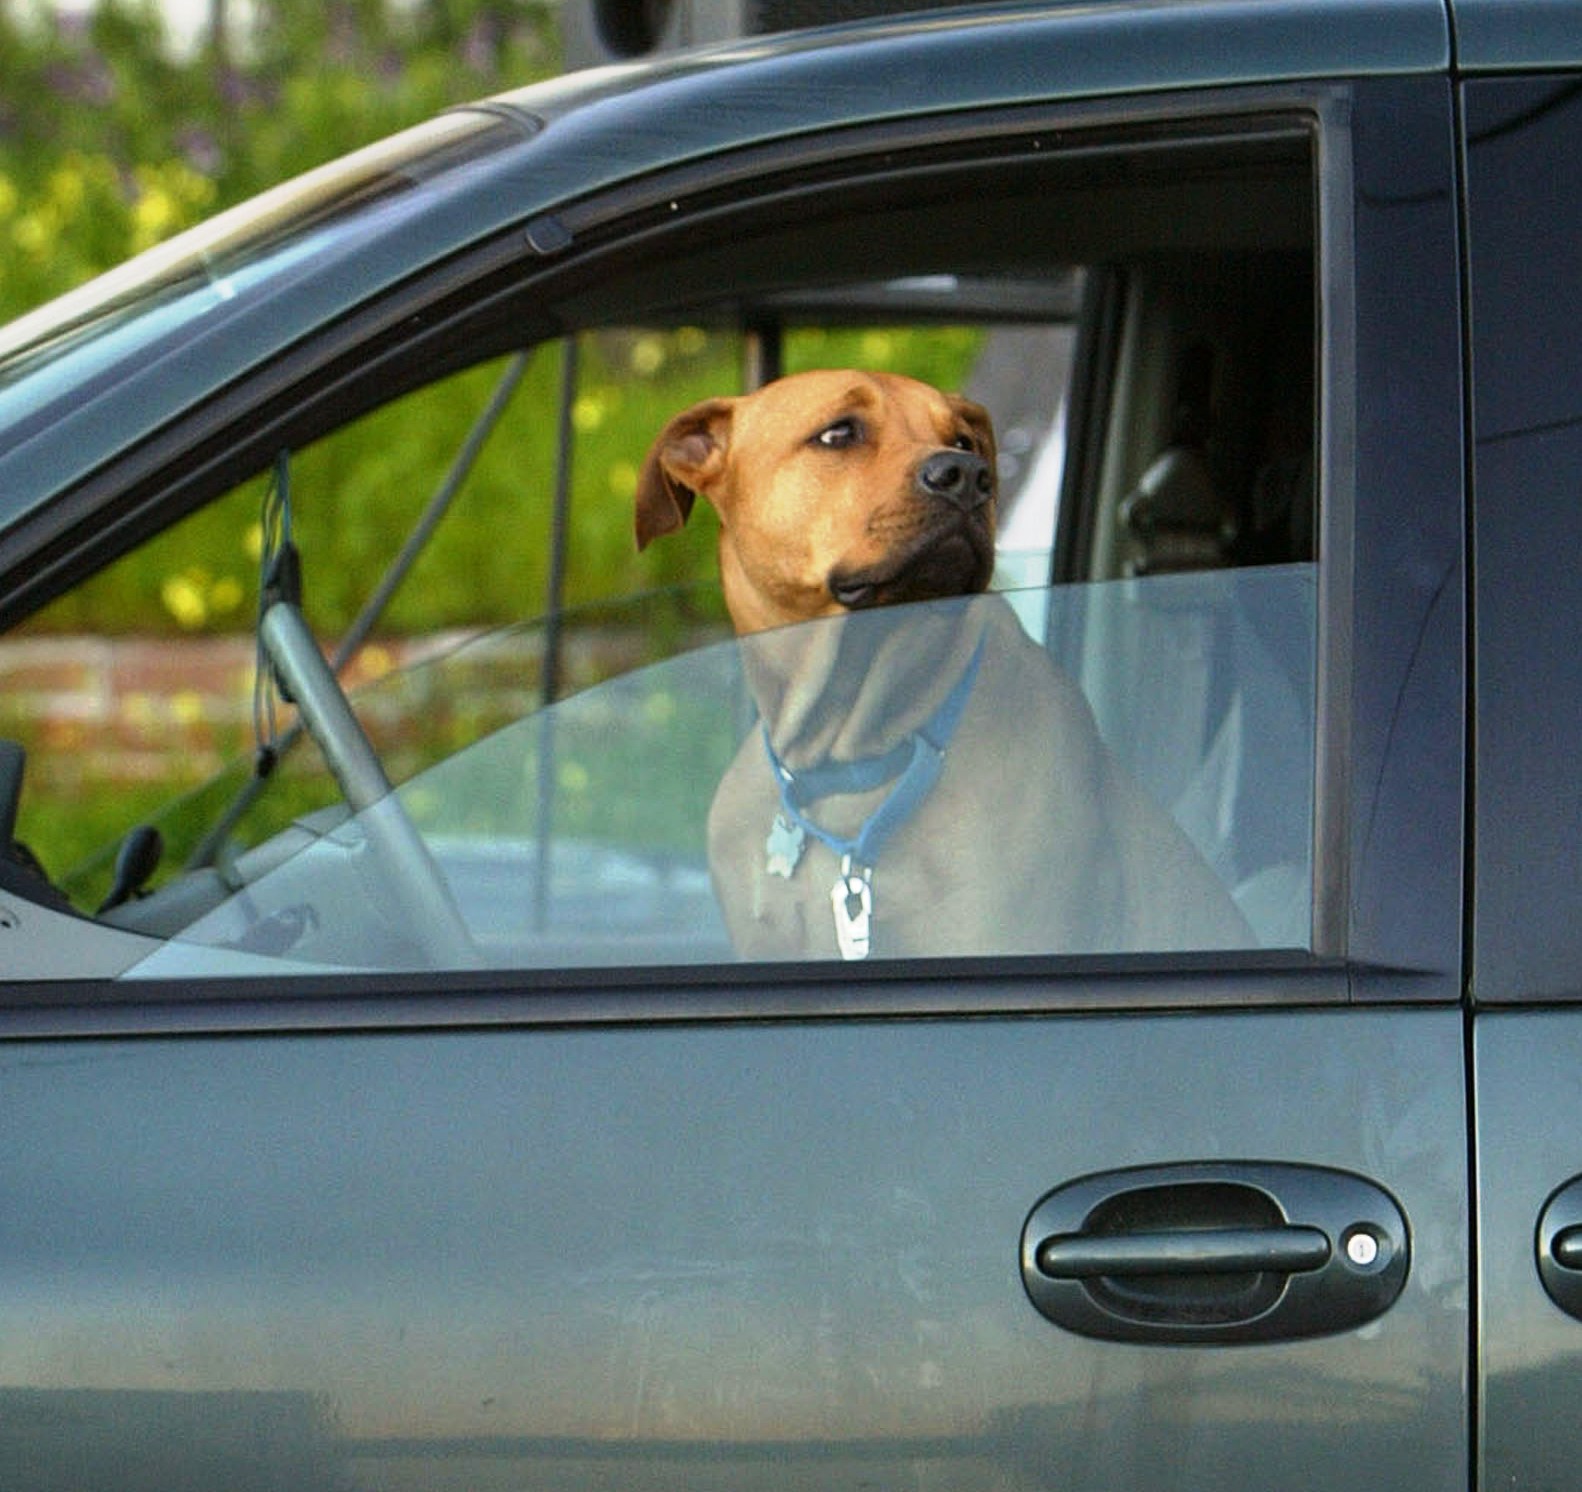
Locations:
0;0;559;326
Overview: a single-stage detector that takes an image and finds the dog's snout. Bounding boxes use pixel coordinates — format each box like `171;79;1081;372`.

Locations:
917;449;993;511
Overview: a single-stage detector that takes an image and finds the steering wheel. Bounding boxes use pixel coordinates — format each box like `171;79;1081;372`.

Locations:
260;601;479;968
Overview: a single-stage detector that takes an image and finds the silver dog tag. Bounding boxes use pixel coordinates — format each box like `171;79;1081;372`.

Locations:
831;861;873;960
765;813;806;879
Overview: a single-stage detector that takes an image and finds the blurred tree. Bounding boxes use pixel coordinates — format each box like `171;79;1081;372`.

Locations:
0;0;558;318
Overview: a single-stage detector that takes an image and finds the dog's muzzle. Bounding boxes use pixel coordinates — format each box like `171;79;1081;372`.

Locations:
916;449;993;512
827;448;996;610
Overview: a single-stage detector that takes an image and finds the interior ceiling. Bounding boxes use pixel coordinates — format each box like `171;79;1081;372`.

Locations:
545;137;1313;332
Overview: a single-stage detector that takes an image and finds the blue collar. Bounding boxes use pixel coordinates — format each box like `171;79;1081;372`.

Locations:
762;637;985;873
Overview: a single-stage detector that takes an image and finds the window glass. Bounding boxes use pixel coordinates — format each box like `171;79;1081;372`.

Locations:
120;565;1314;977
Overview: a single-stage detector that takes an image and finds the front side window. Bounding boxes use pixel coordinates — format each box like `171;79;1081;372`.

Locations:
0;115;1322;981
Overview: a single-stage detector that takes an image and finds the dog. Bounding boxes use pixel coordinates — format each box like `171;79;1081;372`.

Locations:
636;368;1250;959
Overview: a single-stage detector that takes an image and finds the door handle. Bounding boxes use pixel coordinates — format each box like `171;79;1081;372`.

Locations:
1035;1223;1332;1279
1536;1176;1582;1319
1020;1162;1409;1345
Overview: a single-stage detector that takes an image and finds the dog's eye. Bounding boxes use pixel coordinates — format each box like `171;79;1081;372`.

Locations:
814;418;863;449
952;433;979;454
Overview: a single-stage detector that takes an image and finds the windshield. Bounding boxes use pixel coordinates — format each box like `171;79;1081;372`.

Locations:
120;568;1316;978
0;111;525;452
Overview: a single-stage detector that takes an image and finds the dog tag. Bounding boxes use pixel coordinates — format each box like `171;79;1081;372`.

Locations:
765;813;806;879
831;861;873;960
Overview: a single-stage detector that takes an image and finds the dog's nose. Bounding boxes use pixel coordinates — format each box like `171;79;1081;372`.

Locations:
917;449;993;511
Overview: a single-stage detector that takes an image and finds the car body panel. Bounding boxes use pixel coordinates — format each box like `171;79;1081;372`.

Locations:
0;2;1573;1488
1463;63;1582;1490
1476;1013;1582;1490
1450;0;1582;70
0;1009;1467;1491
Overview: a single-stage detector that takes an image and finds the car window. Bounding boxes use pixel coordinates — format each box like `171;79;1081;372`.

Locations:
0;113;1322;981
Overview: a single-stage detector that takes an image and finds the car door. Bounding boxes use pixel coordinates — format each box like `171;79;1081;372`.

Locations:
0;23;1468;1492
1460;47;1582;1492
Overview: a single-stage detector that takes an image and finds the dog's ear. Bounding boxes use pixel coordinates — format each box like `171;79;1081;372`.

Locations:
635;398;735;550
950;395;998;482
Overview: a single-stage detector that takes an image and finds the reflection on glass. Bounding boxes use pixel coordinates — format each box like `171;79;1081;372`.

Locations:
126;568;1315;977
0;112;523;462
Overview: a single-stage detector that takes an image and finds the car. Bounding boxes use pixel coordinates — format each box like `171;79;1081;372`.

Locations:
0;0;1576;1485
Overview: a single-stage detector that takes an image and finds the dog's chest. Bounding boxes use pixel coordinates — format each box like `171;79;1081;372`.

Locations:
711;754;1005;960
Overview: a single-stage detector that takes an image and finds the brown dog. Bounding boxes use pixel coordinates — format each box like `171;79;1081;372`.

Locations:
636;368;1250;959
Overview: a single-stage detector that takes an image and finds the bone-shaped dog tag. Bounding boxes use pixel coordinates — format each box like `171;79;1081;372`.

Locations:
831;861;873;960
765;813;806;879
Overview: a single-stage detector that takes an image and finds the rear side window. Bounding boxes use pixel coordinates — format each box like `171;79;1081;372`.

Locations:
0;117;1323;979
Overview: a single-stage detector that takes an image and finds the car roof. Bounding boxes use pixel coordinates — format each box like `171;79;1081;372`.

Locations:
1451;0;1582;70
0;0;1450;556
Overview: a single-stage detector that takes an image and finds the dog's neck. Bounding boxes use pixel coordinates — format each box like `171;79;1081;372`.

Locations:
740;594;997;770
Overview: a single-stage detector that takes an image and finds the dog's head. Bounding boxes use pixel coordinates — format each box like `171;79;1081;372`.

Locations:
636;369;997;634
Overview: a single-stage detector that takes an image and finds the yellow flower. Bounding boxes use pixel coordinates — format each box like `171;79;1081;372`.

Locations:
860;330;896;365
130;162;217;253
606;460;638;499
12;215;43;258
46;161;87;218
208;575;244;617
629;334;666;376
358;643;394;682
161;573;209;630
131;186;179;254
572;392;608;434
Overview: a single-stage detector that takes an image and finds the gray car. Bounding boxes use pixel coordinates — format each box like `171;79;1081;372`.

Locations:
0;1;1574;1487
